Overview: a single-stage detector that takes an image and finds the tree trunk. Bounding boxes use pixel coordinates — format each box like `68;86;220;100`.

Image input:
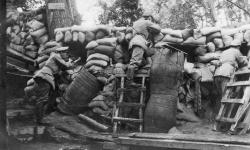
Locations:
45;0;79;39
0;0;7;149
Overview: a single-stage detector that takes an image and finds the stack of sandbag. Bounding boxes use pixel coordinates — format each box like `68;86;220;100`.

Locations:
85;37;118;74
54;25;114;44
6;9;48;60
35;41;63;69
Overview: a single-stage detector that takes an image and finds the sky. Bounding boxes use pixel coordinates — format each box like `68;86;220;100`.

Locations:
76;0;103;26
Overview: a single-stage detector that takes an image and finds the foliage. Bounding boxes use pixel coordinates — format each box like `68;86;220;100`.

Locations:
8;0;45;11
98;0;143;26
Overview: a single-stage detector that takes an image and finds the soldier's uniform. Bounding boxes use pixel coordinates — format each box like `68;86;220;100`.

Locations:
127;14;160;83
25;48;74;122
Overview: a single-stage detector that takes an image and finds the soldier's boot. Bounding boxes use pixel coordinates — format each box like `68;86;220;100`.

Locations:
127;65;140;87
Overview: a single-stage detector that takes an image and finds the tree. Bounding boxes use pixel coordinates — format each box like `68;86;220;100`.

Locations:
45;0;81;39
98;0;143;26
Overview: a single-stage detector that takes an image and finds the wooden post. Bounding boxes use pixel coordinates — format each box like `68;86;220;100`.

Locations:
0;0;7;149
45;0;79;39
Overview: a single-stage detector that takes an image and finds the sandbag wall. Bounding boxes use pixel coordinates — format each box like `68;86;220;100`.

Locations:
6;9;49;61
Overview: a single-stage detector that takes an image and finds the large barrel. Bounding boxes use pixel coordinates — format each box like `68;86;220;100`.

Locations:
144;47;184;132
58;67;101;114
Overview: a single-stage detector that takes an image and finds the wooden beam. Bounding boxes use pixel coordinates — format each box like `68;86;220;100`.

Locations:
0;0;7;149
116;137;250;150
126;133;250;145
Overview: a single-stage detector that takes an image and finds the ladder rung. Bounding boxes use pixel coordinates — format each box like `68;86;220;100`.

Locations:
227;81;250;87
115;74;149;78
117;102;145;108
237;123;248;129
117;87;146;93
216;117;236;123
221;98;244;104
113;117;143;123
235;70;250;75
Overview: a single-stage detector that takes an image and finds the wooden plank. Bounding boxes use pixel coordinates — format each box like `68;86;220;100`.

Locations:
126;133;250;145
113;117;143;123
117;102;145;108
7;47;34;64
221;98;244;104
216;117;236;123
235;70;250;75
227;81;250;87
48;3;65;10
116;137;250;150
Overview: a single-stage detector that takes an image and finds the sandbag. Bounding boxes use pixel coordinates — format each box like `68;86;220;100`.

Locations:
39;46;61;55
72;32;79;42
30;27;47;39
11;34;22;45
183;36;206;45
239;24;250;32
207;42;216;52
221;28;239;36
222;35;233;47
10;43;24;53
85;31;95;42
36;55;49;64
86;41;98;50
194;46;207;56
162;34;183;43
193;29;202;39
161;28;182;38
200;27;220;35
12;25;20;34
18;32;28;39
26;19;44;31
88;45;115;58
181;29;193;40
78;32;85;43
25;45;38;51
96;37;117;47
34;14;43;21
231;32;243;46
44;41;62;49
244;30;250;46
25;50;38;59
87;65;104;73
85;59;108;68
213;38;224;48
25;35;35;45
206;31;222;42
95;30;107;39
6;27;11;35
37;34;49;45
197;52;220;63
87;53;110;62
55;31;64;42
64;31;73;43
39;61;46;69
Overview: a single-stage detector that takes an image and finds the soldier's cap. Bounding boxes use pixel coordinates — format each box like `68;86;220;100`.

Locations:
56;46;69;52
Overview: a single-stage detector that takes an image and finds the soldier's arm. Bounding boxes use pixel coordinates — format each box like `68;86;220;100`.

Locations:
53;54;74;69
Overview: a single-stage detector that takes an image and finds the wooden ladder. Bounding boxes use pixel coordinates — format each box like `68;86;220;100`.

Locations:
112;73;149;135
216;69;250;133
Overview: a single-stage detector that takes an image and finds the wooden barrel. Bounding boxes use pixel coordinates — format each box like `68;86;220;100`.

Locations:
59;67;101;114
144;47;184;132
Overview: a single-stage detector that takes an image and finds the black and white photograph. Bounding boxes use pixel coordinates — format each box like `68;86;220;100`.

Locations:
1;0;250;149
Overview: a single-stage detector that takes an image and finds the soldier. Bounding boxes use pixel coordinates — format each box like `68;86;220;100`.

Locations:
127;11;161;86
24;47;79;123
213;45;247;130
